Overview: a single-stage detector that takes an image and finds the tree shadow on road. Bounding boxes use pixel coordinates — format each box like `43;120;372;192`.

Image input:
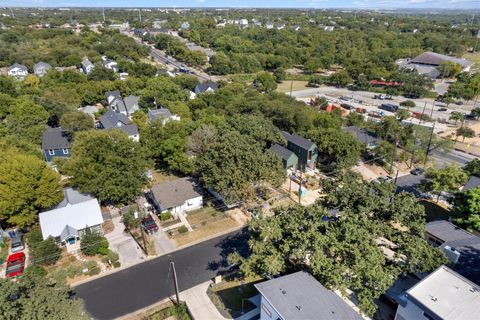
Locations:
207;228;249;273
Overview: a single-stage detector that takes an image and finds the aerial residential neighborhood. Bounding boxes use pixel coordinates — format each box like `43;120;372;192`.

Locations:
0;4;480;320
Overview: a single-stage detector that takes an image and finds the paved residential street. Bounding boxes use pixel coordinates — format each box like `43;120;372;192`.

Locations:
75;230;247;320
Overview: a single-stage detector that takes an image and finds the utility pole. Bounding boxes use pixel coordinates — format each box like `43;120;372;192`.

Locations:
289;80;293;97
102;8;105;23
424;120;437;165
419;102;427;125
429;100;435;119
170;260;180;304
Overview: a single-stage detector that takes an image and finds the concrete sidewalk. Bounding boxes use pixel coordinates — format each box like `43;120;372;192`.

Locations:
181;281;230;320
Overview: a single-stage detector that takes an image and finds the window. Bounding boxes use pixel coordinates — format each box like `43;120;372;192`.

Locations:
308;150;313;160
262;303;272;318
48;149;55;156
62;148;69;155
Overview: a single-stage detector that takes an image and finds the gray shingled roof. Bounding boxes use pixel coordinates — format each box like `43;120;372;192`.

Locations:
42;127;71;150
195;81;218;93
281;131;316;150
255;271;362;320
8;63;28;72
411;52;473;69
343;126;381;145
33;61;52;72
150;177;203;209
426;220;480;285
99;109;129;129
148;108;173;120
463;176;480;191
123;95;140;114
269;144;296;162
54;188;94;209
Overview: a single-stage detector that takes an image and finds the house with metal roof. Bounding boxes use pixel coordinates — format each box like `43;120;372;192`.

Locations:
281;131;318;171
39;188;104;249
425;220;480;285
148;177;203;217
42;127;72;162
395;266;480;320
194;81;218;94
99;109;139;142
269;143;298;170
33;61;52;77
81;57;94;74
254;271;363;320
7;63;28;80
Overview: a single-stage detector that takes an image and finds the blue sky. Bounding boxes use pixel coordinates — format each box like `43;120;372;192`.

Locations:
3;0;480;9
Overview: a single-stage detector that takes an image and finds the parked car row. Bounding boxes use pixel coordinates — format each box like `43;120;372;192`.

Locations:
3;232;26;278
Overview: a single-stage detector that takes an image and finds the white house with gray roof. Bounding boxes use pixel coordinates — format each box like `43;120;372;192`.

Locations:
33;61;52;77
123;95;140;116
255;271;363;320
101;55;119;73
39;188;104;249
148;177;203;217
8;63;28;80
81;57;94;74
147;108;180;126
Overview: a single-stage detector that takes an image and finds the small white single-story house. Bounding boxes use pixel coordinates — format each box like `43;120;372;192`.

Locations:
149;177;203;217
8;63;28;80
147;108;180;126
39;188;104;248
81;57;95;74
33;61;52;77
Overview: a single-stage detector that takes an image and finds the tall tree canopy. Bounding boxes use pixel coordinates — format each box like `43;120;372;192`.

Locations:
0;143;63;226
63;130;150;204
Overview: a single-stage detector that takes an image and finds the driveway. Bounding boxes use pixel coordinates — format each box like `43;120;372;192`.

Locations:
105;216;145;267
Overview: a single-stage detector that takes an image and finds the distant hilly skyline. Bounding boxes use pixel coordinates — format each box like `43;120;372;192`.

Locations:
4;0;480;10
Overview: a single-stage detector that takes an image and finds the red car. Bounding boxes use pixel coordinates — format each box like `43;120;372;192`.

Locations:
6;252;26;278
142;214;159;234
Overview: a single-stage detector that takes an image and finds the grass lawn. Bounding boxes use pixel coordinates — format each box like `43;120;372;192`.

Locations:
148;303;191;320
208;275;262;318
419;200;451;222
172;214;239;247
0;237;8;264
151;169;180;185
186;207;222;226
463;52;480;72
276;80;309;93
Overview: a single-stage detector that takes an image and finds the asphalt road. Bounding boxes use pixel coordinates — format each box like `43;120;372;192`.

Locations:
75;230;247;320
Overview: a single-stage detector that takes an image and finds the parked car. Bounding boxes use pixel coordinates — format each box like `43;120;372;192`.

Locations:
339;96;351;101
410;168;425;175
379;103;399;113
6;252;26;278
142;214;159;234
438;107;448;112
340;103;355;110
10;234;24;253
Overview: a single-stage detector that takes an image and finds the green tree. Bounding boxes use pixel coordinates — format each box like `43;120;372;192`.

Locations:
437;61;462;78
395;109;410;121
87;67;117;81
422;165;469;202
456;127;475;142
5;99;49;144
454;187;480;232
464;158;480;177
399;100;416;109
29;236;62;266
471;107;480;120
449;112;465;125
273;67;286;83
80;228;109;256
328;70;352;87
0;270;87;320
253;72;277;93
0;147;63;226
59;110;94;136
122;208;144;230
308;128;362;172
196;130;285;203
63;130;150;204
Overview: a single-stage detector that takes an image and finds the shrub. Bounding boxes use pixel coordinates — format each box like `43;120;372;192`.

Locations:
122;208;143;229
80;229;109;256
87;266;101;276
159;211;173;221
102;250;120;267
30;237;62;266
67;264;83;278
178;226;188;234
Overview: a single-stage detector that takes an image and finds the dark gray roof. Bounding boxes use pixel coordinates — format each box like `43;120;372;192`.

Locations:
343;126;381;145
269;144;297;162
195;81;218;93
148;108;173;120
426;220;480;285
464;176;480;191
105;91;122;104
151;177;202;209
120;124;139;136
42;127;71;150
254;271;362;320
123;95;140;114
411;52;473;69
99;109;129;129
281;131;316;150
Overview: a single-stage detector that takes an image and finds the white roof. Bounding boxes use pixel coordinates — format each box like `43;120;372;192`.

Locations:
39;190;103;240
406;266;480;319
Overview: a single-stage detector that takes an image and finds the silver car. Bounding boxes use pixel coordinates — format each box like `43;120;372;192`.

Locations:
10;234;24;253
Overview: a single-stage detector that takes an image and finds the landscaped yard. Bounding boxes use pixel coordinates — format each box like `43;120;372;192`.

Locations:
208;275;262;318
171;207;240;247
148;302;191;320
276;80;309;93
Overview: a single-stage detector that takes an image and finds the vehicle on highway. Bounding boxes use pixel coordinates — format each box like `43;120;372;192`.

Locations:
6;252;26;278
438;107;448;112
142;214;158;234
179;66;190;74
339;96;351;101
378;103;399;113
410;168;425;175
340;103;355;110
10;233;24;253
373;94;392;100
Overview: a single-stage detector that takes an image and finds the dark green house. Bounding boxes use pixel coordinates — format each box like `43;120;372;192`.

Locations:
269;144;299;170
281;131;318;171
